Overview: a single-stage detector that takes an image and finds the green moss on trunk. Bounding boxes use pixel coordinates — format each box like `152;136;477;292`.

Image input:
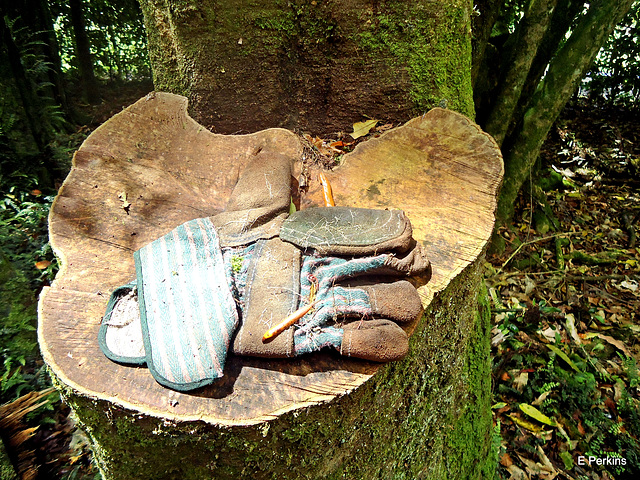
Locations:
138;0;474;134
356;0;474;118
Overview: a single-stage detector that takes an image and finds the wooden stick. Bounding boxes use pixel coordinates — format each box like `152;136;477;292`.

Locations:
262;302;316;343
319;172;335;207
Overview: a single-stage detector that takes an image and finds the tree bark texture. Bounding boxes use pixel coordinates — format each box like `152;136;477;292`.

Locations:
39;93;503;479
495;0;636;223
69;0;100;103
483;0;556;147
471;0;502;89
0;13;50;152
138;0;474;135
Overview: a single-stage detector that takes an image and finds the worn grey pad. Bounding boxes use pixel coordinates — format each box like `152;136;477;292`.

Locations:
99;284;145;364
231;238;300;357
279;207;414;256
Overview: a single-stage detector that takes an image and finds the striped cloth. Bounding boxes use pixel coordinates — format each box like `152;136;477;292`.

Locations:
293;254;388;355
134;218;238;391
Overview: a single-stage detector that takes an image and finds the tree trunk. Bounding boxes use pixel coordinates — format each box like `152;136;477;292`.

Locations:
39;93;503;479
483;0;556;147
510;0;584;132
69;0;100;103
471;0;502;89
138;0;475;134
495;0;636;224
0;14;51;153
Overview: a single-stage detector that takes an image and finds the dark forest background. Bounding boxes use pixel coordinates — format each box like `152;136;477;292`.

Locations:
0;1;639;479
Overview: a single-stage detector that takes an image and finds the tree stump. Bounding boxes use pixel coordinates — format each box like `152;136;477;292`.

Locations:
38;93;503;480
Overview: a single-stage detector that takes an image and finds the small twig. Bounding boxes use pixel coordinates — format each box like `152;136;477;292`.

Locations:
487;269;640;282
566;273;639;282
496;233;578;275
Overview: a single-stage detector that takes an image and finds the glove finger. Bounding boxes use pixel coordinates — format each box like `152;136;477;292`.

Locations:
340;319;409;362
380;241;432;281
358;280;423;324
301;280;422;328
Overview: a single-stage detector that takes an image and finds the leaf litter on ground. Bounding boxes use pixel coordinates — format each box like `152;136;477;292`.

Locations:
488;103;640;479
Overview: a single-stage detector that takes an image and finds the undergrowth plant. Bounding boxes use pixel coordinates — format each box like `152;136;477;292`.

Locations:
491;296;640;478
0;172;57;404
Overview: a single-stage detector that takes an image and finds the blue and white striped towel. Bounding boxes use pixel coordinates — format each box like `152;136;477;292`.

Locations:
135;217;238;391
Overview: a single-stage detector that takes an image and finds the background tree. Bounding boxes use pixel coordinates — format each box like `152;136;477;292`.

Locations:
68;0;100;103
473;0;637;224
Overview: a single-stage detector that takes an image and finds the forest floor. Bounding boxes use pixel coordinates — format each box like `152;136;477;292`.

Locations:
487;104;640;480
1;88;638;479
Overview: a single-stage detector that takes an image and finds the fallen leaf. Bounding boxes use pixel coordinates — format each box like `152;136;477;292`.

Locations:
614;379;625;402
350;119;378;139
564;314;582;344
508;414;543;432
492;326;508;347
618;280;638;292
35;260;51;270
593;333;633;357
547;344;581;372
500;452;514;467
536;445;557;474
539;326;559;343
524;276;536;295
532;390;552;407
519;403;558;427
118;191;131;214
513;372;529;393
517;455;545;476
506;464;529;480
604;397;617;415
376;123;394;132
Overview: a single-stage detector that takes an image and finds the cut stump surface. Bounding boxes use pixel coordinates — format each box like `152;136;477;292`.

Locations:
38;93;503;477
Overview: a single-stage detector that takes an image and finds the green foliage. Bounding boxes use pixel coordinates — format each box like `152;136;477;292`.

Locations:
50;0;150;81
493;328;640;476
0;178;57;288
0;173;57;403
0;16;67;156
584;1;640;106
491;0;528;36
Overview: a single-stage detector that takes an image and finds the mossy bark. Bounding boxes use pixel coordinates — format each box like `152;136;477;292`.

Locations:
138;0;474;134
54;256;495;480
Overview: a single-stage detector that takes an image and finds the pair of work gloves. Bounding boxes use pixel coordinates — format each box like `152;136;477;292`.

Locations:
98;153;431;391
